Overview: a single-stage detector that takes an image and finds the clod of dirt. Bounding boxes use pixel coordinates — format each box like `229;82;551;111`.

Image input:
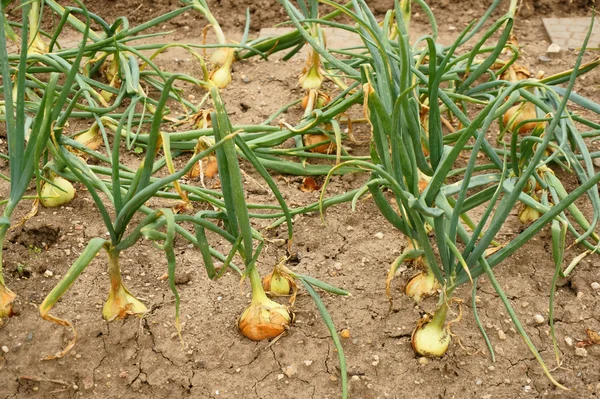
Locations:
9;223;60;249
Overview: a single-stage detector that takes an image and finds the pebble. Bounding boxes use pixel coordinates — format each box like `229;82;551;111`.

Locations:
371;355;380;367
241;75;251;83
1;345;8;353
538;55;551;63
564;337;573;347
498;330;507;340
351;375;361;382
547;43;561;54
333;262;343;271
591;282;600;290
418;357;429;365
533;314;545;325
43;270;53;278
340;329;350;339
521;301;529;308
282;364;297;377
575;347;588;357
277;374;284;380
475;379;482;386
303;360;313;367
374;232;384;239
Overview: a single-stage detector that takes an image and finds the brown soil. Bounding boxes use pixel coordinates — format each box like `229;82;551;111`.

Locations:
1;1;600;399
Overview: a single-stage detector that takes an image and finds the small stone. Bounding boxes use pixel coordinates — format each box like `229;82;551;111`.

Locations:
282;364;297;378
521;301;529;308
498;330;507;340
374;232;384;239
303;360;313;367
371;355;380;367
418;357;429;365
533;314;545;325
333;262;343;271
351;375;360;382
329;375;338;382
475;379;482;386
119;371;128;379
241;75;251;83
591;282;600;290
547;43;561;54
575;347;588;357
277;374;285;380
43;270;53;278
564;337;573;347
538;55;551;63
1;345;9;353
346;226;354;231
340;329;351;338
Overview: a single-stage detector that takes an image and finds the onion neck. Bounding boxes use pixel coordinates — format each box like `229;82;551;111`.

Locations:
107;248;123;291
249;266;269;304
431;298;449;330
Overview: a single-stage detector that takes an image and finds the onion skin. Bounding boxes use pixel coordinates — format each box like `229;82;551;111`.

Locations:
411;317;451;357
262;271;293;296
102;283;148;321
519;204;541;224
303;133;335;154
75;129;103;151
238;299;291;341
405;271;438;303
40;177;76;208
0;284;16;321
503;102;538;135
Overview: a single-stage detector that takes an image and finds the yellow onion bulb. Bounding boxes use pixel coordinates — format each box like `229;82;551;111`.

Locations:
303;133;335;154
405;271;438;303
519;204;541;224
411;317;451;357
40;177;75;208
210;49;235;89
210;48;230;66
503;101;539;135
103;282;147;321
299;64;325;90
262;269;293;295
238;297;291;341
74;128;103;151
0;284;16;321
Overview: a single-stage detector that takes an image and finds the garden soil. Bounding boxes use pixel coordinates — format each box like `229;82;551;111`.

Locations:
1;1;600;398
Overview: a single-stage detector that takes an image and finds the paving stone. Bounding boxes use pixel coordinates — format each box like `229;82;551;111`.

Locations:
543;17;600;48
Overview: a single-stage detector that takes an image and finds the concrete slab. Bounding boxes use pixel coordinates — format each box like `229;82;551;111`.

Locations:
542;17;600;49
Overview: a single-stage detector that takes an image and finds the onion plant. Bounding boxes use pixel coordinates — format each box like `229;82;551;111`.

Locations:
0;0;88;322
291;0;600;389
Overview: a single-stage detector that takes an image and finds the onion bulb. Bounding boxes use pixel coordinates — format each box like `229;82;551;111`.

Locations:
503;101;539;135
103;253;147;321
519;203;541;224
405;267;438;303
0;283;16;321
103;282;148;321
262;262;295;296
299;49;325;90
303;133;335;154
239;268;292;341
40;176;76;208
411;305;451;357
210;49;235;89
74;126;103;151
